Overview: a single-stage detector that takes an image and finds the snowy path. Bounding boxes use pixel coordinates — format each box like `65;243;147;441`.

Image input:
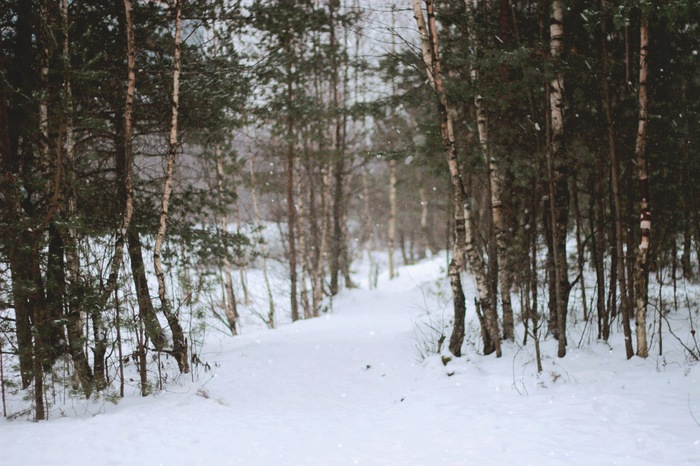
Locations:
2;258;699;465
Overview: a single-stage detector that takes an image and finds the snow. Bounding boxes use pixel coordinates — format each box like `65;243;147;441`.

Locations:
2;255;699;465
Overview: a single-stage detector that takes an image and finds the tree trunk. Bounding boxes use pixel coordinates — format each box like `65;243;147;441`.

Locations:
97;0;137;317
361;169;376;288
329;0;347;297
32;0;51;420
45;225;67;366
313;162;332;316
601;0;633;357
460;0;501;353
125;229;166;349
92;2;138;395
590;161;607;340
418;185;429;257
91;302;108;390
546;0;569;358
528;191;543;372
464;0;513;341
249;153;276;327
295;149;312;319
339;174;355;290
388;158;397;279
418;174;438;256
634;11;651;358
285;50;299;322
417;0;500;357
571;173;588;322
216;146;239;334
31;262;46;421
1;0;33;391
493;164;514;341
60;0;93;396
153;0;188;374
680;80;694;279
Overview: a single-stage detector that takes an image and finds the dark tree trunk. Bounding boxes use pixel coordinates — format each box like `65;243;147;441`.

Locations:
589;165;607;341
601;0;633;358
59;0;93;396
127;229;166;349
546;0;570;358
329;0;347;296
285;42;299;321
31;256;46;420
571;173;588;322
45;224;68;365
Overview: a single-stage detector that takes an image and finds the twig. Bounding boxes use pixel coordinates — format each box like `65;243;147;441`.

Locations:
689;395;700;428
683;284;700;356
1;339;6;417
662;313;700;361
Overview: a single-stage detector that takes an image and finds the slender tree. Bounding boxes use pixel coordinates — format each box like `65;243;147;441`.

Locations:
388;158;397;279
413;0;500;357
546;0;569;358
249;151;276;327
60;0;94;395
216;145;239;335
329;0;349;296
153;0;189;374
463;0;514;341
284;31;300;322
600;0;633;357
634;7;650;358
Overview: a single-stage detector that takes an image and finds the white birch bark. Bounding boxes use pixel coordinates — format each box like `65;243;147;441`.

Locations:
414;0;501;357
464;0;514;341
313;164;332;315
61;0;93;394
153;0;188;374
100;0;136;306
634;12;650;358
216;146;238;335
388;158;397;279
295;153;311;318
412;0;434;86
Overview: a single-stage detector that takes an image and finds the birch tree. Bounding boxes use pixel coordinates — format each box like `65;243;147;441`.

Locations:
216;146;239;335
153;0;189;374
634;8;651;358
463;0;514;341
61;0;93;395
413;0;501;357
88;0;139;389
388;158;397;279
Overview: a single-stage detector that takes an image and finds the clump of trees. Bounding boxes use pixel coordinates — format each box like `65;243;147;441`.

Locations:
0;0;250;419
403;0;699;362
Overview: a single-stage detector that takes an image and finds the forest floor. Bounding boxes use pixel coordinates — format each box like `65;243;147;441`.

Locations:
1;254;699;465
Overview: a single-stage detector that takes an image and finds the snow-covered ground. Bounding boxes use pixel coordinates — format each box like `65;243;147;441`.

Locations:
2;254;699;465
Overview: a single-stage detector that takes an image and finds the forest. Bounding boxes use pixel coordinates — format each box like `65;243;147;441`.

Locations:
0;0;699;428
